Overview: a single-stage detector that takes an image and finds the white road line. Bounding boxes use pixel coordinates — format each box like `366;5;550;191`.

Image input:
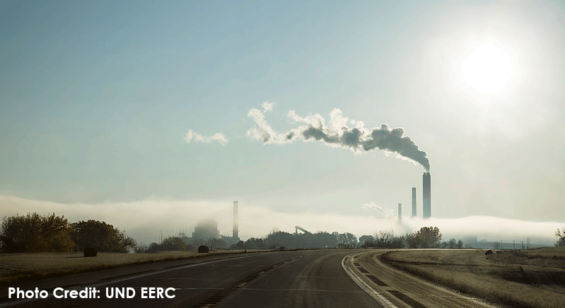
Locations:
341;254;397;308
90;255;252;288
371;252;498;308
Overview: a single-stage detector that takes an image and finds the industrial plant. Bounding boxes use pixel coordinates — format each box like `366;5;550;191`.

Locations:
423;172;432;219
232;201;239;241
398;172;432;222
192;219;220;241
182;201;241;246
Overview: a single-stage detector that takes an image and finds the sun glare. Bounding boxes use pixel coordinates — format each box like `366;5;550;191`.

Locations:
461;44;513;94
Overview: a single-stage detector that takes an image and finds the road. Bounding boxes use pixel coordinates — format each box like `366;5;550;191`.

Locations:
0;249;498;308
346;250;498;308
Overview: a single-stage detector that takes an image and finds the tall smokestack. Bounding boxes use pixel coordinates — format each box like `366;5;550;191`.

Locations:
412;187;416;218
233;201;239;240
398;203;402;222
423;173;431;219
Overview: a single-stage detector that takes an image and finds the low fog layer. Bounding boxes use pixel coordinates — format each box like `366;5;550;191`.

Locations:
1;195;561;245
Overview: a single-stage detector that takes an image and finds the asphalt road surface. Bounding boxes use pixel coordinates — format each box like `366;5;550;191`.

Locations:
0;249;498;308
347;251;498;308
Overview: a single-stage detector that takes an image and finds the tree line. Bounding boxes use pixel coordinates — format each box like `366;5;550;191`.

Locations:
230;228;447;250
131;227;459;252
359;227;472;249
135;237;231;253
135;236;191;253
11;210;548;253
1;212;136;253
139;231;359;252
358;227;443;249
236;231;358;249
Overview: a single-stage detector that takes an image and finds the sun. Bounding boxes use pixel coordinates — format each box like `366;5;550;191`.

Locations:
461;44;513;94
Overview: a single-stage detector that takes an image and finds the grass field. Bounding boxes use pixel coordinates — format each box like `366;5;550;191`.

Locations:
0;249;269;285
381;247;565;308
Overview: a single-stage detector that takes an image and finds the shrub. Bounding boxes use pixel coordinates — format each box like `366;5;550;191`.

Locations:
71;220;136;253
0;213;74;253
198;245;209;253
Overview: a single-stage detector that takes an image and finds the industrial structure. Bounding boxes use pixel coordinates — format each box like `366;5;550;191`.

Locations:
233;201;239;240
190;201;240;246
411;187;416;218
423;172;431;219
398;203;402;221
221;201;240;245
295;226;311;235
192;219;220;241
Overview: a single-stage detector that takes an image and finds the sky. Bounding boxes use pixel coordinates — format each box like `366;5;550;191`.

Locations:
1;0;564;243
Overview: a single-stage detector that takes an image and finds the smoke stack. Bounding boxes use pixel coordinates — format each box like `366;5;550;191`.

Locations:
423;172;431;219
233;201;239;240
398;203;402;222
412;187;416;218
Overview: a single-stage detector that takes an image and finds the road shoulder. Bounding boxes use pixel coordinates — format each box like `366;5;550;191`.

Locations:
345;250;499;308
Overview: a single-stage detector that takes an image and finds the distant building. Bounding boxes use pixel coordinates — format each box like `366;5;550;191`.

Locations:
190;201;241;246
221;201;240;246
192;219;220;241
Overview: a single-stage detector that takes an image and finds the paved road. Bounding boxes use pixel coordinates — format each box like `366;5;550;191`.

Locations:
348;250;499;308
214;250;375;307
1;249;500;308
0;250;376;308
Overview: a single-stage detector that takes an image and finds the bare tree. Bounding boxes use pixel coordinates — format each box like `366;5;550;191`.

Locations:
412;227;442;248
555;227;565;247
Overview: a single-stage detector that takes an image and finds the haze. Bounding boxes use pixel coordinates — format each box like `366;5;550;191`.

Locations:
1;1;564;244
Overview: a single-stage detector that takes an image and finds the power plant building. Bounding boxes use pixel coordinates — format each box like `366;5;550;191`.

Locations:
192;219;220;241
191;201;241;246
423;172;431;219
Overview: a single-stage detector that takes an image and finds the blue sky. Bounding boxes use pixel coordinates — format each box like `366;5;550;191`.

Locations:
1;1;565;239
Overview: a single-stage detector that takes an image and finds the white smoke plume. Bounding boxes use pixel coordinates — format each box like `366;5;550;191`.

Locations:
246;104;430;170
245;107;295;144
362;201;387;215
185;130;228;145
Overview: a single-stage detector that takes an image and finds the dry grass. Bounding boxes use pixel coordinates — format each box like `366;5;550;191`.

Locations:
0;249;271;285
381;248;565;308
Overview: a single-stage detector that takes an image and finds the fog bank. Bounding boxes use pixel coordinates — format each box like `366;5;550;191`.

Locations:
0;195;561;245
